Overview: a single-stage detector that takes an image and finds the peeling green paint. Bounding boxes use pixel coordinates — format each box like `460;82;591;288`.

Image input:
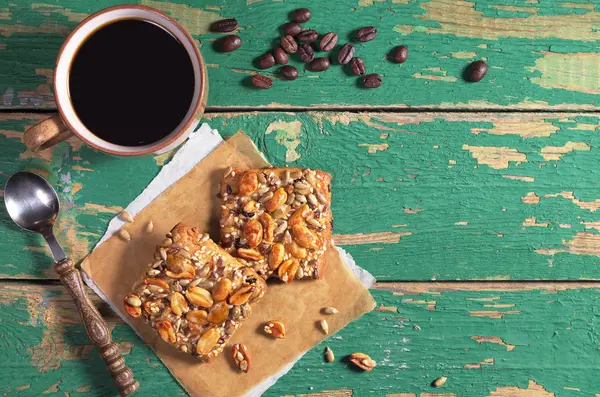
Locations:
2;282;600;396
3;112;600;280
2;0;600;109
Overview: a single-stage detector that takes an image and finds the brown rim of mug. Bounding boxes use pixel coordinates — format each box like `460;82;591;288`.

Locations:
54;4;207;156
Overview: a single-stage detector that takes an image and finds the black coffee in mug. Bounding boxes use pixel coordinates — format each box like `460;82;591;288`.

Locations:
69;19;195;146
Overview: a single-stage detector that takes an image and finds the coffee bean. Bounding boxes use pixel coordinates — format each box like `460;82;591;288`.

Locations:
338;43;355;65
363;73;381;88
280;65;298;80
283;22;302;36
218;35;242;52
252;74;273;89
309;57;330;72
319;32;338;52
390;45;408;63
273;48;288;65
467;60;487;82
281;35;298;54
210;18;238;33
349;57;366;75
298;43;315;62
257;53;276;69
291;8;311;23
356;26;377;42
297;29;319;43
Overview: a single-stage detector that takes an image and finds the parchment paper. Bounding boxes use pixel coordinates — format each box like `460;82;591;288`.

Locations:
81;125;376;397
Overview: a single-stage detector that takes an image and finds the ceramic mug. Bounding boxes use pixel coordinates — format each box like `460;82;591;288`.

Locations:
23;5;207;156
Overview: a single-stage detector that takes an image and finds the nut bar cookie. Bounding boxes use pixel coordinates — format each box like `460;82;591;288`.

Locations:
219;167;332;282
123;223;267;362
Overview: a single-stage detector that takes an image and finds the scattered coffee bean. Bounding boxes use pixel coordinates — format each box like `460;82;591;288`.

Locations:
283;22;302;36
257;53;276;69
390;45;408;63
273;48;288;65
338;43;355;65
291;8;311;23
363;73;381;88
281;35;298;54
280;65;298;80
349;57;366;75
252;74;273;89
210;18;238;33
356;26;377;42
319;32;338;52
298;43;315;62
309;57;330;72
297;29;319;43
218;35;242;52
467;60;487;82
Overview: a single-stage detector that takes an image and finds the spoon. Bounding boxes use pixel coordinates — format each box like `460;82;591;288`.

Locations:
5;171;139;396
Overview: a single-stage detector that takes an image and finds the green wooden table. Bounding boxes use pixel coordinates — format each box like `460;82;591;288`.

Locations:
3;0;600;396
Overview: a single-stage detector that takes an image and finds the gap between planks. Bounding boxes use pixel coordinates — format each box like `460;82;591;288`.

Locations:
6;107;600;114
5;278;600;291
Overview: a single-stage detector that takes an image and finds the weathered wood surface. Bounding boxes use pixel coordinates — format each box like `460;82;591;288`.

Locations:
2;0;600;110
2;281;600;397
3;1;600;394
3;112;600;281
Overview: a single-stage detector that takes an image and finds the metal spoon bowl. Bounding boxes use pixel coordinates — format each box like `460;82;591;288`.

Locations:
5;171;65;261
4;171;138;396
5;171;59;231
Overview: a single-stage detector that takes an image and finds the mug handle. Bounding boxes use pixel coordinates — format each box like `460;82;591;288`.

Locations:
23;115;74;152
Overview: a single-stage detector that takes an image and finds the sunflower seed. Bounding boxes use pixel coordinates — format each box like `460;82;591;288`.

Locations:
296;194;307;203
147;285;164;294
307;194;318;206
259;191;274;203
119;229;131;241
319;319;329;334
325;346;334;362
282;170;291;185
433;377;447;387
315;191;328;204
274;221;288;236
294;181;311;190
307;217;321;228
145;220;154;233
286;193;296;205
322;306;339;315
305;171;317;186
151;260;163;268
120;210;134;223
189;278;203;288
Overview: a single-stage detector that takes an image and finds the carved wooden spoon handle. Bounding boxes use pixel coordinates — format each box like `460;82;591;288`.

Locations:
55;259;140;396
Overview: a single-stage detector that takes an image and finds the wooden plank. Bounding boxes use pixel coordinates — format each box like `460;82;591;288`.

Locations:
2;280;600;396
3;111;600;281
2;0;600;110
